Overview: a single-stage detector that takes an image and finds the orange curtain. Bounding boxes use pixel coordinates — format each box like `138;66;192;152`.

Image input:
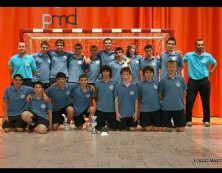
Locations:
0;7;221;118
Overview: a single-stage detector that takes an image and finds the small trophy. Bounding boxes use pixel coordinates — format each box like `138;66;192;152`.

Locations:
62;114;70;130
101;127;108;136
91;116;97;134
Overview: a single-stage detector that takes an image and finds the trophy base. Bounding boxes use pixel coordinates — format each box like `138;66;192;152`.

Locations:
101;127;108;136
64;124;71;130
92;129;97;134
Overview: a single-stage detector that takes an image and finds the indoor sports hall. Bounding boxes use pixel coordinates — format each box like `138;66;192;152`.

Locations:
0;7;222;168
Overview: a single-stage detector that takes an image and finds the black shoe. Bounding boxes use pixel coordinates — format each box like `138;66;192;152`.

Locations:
27;123;37;132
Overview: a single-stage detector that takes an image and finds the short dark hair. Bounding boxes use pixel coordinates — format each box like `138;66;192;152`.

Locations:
120;67;131;75
33;81;44;88
142;65;154;75
167;37;176;45
79;74;88;80
13;74;23;80
144;44;153;50
55;39;65;46
41;41;49;47
17;41;26;47
115;47;124;53
56;72;66;79
74;43;82;49
101;65;112;77
103;38;112;43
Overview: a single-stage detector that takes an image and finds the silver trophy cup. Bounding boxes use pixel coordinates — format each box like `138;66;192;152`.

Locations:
62;114;70;130
91;116;97;134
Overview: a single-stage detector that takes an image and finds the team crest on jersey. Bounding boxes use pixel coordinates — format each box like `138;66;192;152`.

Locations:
48;59;51;63
20;94;25;99
202;59;206;64
154;84;158;89
136;60;139;64
67;91;70;95
41;104;46;109
86;94;90;98
130;91;134;95
176;82;181;87
96;61;100;64
172;56;177;61
25;62;30;66
78;61;82;64
109;85;114;90
63;56;67;60
152;62;156;66
111;55;115;60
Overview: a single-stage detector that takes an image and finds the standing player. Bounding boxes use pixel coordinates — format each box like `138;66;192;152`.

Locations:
184;39;217;127
32;41;51;89
140;44;161;81
48;39;73;85
159;37;184;80
109;47;132;83
126;43;143;83
8;41;36;86
67;43;86;84
86;45;102;84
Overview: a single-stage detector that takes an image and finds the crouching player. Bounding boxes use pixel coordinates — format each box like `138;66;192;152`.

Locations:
22;81;52;134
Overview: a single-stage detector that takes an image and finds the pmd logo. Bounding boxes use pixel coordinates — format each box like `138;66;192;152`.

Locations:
42;8;77;29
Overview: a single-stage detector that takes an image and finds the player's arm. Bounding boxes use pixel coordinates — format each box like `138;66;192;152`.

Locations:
32;70;37;76
115;96;121;121
209;62;217;76
183;90;187;98
48;109;53;131
133;99;139;122
159;93;163;101
125;57;131;64
42;91;50;102
3;99;9;123
8;66;13;77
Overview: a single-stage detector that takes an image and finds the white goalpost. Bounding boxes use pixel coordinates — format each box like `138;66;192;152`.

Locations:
20;28;174;57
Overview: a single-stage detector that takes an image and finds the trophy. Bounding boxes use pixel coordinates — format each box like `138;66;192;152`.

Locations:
62;114;70;130
91;116;97;134
101;127;108;136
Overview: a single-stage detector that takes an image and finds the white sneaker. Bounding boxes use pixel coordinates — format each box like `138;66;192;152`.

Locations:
186;122;192;127
204;122;210;127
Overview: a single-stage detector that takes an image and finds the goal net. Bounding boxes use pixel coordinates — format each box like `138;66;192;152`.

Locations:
20;28;174;57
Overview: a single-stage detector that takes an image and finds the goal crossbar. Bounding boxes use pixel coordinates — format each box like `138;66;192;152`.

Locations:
20;28;174;56
29;36;164;40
